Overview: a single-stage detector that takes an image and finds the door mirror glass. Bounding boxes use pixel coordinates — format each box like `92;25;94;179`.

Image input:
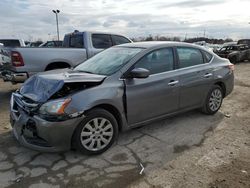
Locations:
128;68;150;79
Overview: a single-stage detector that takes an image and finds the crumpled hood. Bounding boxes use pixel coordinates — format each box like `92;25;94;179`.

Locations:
20;69;106;103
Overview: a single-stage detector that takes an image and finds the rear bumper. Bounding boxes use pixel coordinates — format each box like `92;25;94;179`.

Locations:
0;70;28;83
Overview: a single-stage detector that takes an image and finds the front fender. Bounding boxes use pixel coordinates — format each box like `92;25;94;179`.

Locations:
65;81;125;117
227;52;239;59
64;80;129;130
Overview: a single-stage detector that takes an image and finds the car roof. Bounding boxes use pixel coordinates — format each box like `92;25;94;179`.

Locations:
118;41;208;50
65;30;130;37
64;31;132;42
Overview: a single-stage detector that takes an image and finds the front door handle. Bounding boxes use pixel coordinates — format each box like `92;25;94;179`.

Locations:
204;73;213;78
168;80;179;86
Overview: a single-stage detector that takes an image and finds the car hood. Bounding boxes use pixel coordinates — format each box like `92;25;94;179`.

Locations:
19;69;106;103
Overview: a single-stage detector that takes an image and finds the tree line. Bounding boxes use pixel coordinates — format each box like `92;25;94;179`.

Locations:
132;35;234;44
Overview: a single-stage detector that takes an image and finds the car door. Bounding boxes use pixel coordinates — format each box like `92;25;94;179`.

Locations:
125;48;180;125
176;47;213;109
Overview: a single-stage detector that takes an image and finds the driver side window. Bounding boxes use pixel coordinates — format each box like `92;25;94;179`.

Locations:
134;48;174;75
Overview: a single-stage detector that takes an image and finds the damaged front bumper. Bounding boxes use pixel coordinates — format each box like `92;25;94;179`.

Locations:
10;93;85;152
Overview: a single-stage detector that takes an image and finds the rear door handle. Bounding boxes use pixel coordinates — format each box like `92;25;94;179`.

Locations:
168;80;179;86
204;73;213;78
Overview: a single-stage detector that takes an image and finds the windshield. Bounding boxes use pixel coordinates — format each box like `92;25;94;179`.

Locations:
74;47;143;75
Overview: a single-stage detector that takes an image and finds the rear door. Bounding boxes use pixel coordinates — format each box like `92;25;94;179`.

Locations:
176;47;213;109
125;47;180;125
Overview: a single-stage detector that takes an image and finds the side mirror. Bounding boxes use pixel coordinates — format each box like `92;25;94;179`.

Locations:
127;68;150;79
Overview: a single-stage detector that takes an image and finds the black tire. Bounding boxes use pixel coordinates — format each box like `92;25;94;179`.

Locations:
229;56;237;64
72;108;118;155
202;85;223;115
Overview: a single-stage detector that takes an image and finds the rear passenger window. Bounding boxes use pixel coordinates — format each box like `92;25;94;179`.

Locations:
177;47;204;68
202;51;213;63
134;48;174;75
111;35;131;45
69;34;84;48
92;34;112;49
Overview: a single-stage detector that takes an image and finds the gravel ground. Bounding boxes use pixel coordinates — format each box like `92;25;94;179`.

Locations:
0;62;249;188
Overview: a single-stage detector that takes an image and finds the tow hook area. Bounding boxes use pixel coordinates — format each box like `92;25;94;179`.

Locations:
22;119;37;137
22;118;51;147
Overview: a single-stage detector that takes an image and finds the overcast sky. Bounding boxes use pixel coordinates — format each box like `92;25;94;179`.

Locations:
0;0;250;41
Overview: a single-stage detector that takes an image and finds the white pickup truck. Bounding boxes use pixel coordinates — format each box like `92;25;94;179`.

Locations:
0;31;132;84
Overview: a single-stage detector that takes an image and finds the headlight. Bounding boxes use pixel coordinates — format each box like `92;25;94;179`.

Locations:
39;98;71;115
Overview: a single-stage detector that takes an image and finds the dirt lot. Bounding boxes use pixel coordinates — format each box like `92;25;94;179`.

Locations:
0;63;249;188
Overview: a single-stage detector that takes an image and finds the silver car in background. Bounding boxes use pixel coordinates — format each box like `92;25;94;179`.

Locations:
10;42;234;154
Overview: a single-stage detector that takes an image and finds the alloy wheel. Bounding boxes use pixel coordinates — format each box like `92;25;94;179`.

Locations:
209;89;222;112
80;117;114;151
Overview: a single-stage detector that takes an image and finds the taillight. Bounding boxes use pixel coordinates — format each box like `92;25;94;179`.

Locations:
228;63;235;71
11;51;24;67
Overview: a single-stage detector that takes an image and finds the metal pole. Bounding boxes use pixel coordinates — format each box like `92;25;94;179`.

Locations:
52;10;60;41
56;13;59;41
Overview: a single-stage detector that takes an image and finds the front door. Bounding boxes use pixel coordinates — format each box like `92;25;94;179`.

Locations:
125;48;180;125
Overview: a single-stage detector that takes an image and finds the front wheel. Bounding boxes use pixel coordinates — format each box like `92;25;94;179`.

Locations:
73;108;118;155
202;85;223;115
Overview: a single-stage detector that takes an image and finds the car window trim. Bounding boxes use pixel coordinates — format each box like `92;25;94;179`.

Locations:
175;46;209;69
135;47;176;74
122;47;177;78
175;54;214;71
147;54;214;77
201;50;213;63
120;49;214;80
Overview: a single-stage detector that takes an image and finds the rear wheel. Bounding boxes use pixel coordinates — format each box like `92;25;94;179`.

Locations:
73;108;118;155
202;85;223;115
